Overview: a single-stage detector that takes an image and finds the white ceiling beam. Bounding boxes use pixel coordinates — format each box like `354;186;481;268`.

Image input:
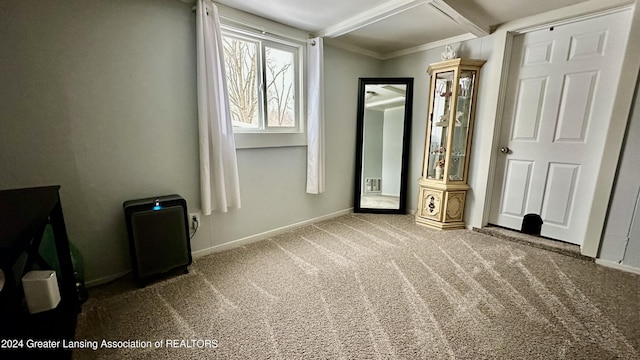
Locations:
429;0;490;37
380;85;407;95
317;0;430;38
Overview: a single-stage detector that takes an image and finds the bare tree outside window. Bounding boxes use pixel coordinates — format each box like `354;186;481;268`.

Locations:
265;47;295;127
223;37;259;128
222;31;298;131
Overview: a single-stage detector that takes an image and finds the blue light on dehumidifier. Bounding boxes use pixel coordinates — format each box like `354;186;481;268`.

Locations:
153;199;162;211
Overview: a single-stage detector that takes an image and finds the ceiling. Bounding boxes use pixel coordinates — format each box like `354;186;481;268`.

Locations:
365;84;407;111
212;0;592;58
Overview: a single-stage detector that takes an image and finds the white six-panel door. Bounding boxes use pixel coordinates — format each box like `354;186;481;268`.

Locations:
489;10;632;245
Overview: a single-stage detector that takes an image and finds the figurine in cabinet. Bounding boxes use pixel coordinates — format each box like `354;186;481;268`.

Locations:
416;58;485;230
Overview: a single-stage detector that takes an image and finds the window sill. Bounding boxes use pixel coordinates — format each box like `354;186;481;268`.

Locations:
234;132;307;149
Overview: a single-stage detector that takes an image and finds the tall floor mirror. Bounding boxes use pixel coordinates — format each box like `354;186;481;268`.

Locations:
354;78;413;214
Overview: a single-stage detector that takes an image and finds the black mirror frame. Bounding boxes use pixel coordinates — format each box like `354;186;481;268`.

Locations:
354;77;413;214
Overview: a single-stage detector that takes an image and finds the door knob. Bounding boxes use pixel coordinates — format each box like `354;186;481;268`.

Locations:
500;146;510;154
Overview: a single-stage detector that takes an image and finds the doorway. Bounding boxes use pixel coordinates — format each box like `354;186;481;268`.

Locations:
489;9;633;245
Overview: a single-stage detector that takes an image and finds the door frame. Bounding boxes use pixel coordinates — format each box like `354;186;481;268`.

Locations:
471;0;640;257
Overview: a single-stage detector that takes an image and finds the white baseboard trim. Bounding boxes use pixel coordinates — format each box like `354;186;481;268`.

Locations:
192;208;353;259
595;259;640;275
86;269;132;288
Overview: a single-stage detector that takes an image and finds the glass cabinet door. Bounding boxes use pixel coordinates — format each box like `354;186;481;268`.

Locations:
427;71;454;180
449;70;477;181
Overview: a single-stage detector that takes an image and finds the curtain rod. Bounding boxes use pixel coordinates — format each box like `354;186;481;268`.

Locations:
191;5;311;43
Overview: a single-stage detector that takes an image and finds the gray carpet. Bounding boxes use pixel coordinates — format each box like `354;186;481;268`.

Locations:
74;213;640;359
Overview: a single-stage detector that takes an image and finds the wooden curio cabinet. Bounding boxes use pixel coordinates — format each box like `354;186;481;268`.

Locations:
416;58;485;230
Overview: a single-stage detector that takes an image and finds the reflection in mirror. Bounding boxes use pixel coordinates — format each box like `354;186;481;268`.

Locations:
355;78;413;214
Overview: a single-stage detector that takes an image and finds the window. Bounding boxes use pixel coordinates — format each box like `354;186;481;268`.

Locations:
221;26;303;137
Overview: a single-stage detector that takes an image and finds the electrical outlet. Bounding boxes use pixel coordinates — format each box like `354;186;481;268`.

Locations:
189;212;201;230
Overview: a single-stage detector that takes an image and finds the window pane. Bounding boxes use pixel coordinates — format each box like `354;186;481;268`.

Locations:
265;46;296;128
223;36;260;129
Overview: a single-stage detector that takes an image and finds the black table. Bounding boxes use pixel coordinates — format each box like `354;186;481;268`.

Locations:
0;186;80;358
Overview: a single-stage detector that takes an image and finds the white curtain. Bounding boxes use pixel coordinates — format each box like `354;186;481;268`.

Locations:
196;0;241;215
306;37;325;194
